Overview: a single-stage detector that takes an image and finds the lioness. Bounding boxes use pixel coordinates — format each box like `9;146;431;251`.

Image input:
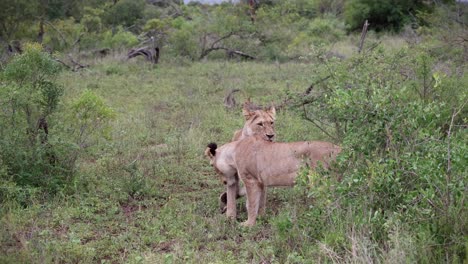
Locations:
206;135;341;226
218;100;276;211
232;99;276;142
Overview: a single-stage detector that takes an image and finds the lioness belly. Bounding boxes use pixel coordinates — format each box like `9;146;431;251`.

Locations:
258;161;301;187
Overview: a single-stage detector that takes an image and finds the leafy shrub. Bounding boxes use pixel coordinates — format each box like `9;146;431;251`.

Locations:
81;7;104;33
102;26;139;49
306;15;345;43
344;0;427;31
0;43;69;194
292;46;467;261
104;0;145;27
143;18;166;32
69;89;115;153
310;0;344;16
167;18;199;59
42;18;85;51
288;15;345;56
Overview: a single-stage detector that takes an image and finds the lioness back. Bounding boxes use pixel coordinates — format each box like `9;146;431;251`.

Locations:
234;136;341;187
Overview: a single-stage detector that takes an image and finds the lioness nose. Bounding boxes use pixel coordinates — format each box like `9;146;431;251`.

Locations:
267;134;274;139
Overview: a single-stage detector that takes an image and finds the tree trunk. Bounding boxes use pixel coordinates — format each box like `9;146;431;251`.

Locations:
37;20;44;44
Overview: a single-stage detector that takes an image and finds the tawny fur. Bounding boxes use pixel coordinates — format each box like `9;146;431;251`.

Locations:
217;100;276;212
206;135;341;226
231;99;276;142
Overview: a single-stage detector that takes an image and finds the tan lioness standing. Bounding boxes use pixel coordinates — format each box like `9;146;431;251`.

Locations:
206;135;341;226
218;101;277;211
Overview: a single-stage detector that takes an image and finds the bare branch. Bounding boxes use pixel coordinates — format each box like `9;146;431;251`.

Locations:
43;20;69;46
302;104;339;142
446;99;467;174
358;20;369;53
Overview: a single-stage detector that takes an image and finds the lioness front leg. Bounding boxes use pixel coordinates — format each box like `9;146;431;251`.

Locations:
242;179;264;227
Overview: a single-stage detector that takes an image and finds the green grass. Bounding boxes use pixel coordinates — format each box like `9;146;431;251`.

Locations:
1;58;334;263
2;49;465;262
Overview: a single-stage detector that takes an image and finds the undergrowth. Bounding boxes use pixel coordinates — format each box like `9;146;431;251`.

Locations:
0;35;466;263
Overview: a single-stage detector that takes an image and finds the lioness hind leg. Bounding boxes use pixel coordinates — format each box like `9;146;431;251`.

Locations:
225;181;239;219
242;180;264;227
219;181;247;213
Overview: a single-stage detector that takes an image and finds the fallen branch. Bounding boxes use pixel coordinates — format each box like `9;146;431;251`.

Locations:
54;55;89;71
227;50;256;60
127;46;160;64
200;32;255;60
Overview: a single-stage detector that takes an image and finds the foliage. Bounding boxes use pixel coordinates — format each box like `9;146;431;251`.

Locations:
143;18;167;32
415;4;468;65
167;17;200;59
42;18;85;51
0;43;67;194
0;1;466;263
0;0;38;39
102;27;139;49
287;15;345;56
344;0;427;31
104;0;145;27
81;7;104;33
292;45;467;261
1;43;63;137
69;89;115;152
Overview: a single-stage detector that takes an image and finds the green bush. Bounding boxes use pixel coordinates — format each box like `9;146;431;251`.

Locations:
167;18;199;59
69;89;115;152
306;15;345;43
288;15;345;55
344;0;426;31
43;18;85;51
0;43;69;194
104;0;145;27
292;46;467;261
81;7;104;33
102;26;139;48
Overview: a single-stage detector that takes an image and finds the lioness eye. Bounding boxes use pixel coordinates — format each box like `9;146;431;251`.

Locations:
271;122;274;125
257;122;263;126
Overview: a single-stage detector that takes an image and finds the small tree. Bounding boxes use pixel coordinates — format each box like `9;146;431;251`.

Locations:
344;0;426;31
105;0;145;27
0;43;66;193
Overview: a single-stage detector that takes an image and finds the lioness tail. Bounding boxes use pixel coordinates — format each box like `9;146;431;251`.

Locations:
207;142;217;156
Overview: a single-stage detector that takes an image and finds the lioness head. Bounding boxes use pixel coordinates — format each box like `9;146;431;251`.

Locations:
242;104;276;142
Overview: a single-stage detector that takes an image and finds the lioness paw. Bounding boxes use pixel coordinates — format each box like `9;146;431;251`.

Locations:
241;221;255;227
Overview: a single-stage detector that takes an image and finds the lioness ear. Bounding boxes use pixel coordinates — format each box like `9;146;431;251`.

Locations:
242;108;255;120
267;105;276;119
